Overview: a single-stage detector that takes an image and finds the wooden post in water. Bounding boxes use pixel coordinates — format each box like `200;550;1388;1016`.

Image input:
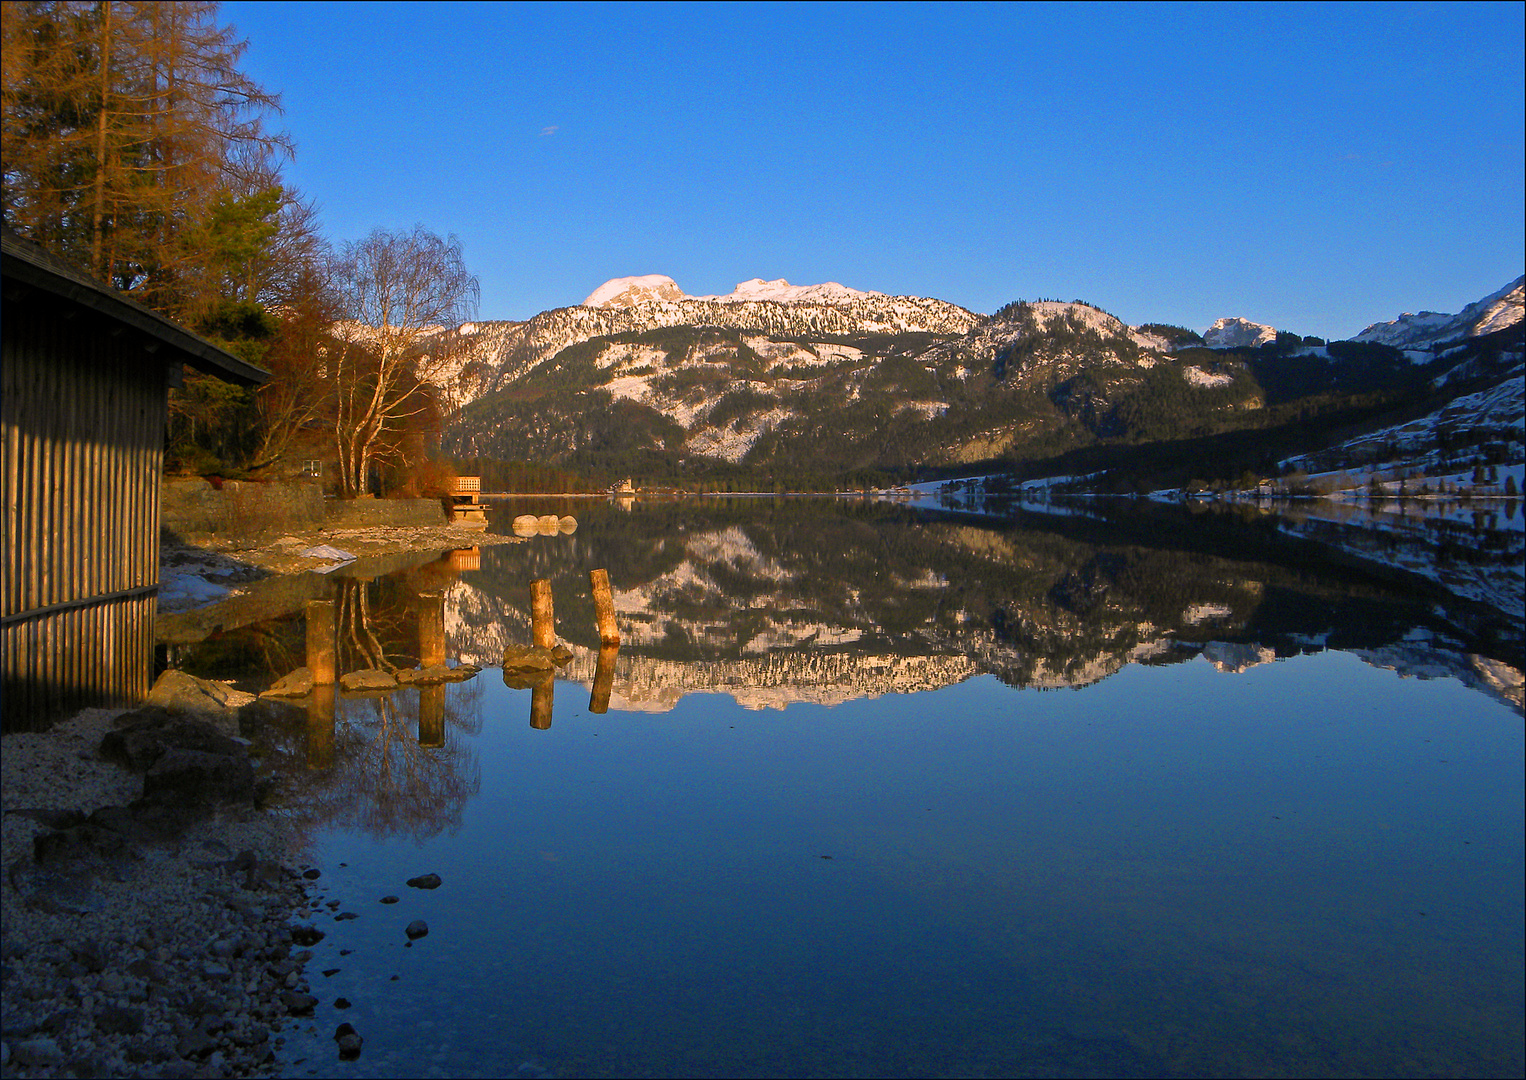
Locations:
531;579;556;649
417;592;445;669
529;671;554;730
305;600;336;685
589;569;620;646
590;642;619;714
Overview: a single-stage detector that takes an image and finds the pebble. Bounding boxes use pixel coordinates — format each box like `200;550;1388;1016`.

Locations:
405;920;429;941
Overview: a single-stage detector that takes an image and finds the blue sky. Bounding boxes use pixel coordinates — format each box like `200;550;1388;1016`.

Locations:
221;1;1524;339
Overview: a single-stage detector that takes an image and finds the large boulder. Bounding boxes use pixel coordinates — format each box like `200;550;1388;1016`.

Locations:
145;670;249;732
100;708;245;771
141;748;255;806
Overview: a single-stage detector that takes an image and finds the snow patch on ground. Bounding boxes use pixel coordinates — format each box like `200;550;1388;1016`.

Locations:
1183;366;1234;388
158;569;233;612
687;408;791;463
596;343;668;371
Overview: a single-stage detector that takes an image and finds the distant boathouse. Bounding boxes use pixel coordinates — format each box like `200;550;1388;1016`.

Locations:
1;232;267;728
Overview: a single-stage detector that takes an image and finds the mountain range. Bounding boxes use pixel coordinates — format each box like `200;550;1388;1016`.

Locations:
422;273;1523;487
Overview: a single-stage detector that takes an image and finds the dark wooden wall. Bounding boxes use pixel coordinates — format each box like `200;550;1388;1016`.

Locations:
2;294;167;728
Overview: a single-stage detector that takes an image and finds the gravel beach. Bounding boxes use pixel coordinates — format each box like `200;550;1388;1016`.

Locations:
1;700;316;1079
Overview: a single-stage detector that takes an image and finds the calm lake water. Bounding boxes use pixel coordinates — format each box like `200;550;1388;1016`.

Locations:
172;497;1524;1078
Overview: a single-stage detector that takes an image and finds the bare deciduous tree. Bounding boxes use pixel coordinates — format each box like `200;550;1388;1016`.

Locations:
331;226;478;498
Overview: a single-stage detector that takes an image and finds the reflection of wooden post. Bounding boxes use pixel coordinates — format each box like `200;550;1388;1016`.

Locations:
306;683;336;769
529;671;554;730
531;579;556;649
418;592;445;668
589;569;619;646
305;601;336;685
418;684;445;747
589;643;619;714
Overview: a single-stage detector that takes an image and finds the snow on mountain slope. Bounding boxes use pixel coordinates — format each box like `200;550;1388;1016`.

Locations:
923;299;1164;382
1203;316;1278;349
455;285;979;397
1355;275;1524;349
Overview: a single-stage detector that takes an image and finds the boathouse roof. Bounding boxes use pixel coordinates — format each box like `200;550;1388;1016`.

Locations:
1;229;269;387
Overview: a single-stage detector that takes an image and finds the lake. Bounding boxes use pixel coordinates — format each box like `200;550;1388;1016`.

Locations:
170;496;1524;1078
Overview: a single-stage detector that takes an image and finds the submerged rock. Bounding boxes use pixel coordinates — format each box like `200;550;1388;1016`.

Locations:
395;663;481;686
501;646;555;672
261;667;314;699
405;873;441;890
335;1022;363;1059
405;920;429;940
339;669;398;692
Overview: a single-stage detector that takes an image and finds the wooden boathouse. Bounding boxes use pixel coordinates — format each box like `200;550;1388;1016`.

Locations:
2;232;268;728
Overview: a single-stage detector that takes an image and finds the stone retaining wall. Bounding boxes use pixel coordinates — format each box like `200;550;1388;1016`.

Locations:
161;479;326;535
162;479;444;536
324;497;445;528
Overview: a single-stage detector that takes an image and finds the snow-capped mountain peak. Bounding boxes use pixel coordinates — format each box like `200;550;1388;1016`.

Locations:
583;274;884;310
1203;316;1278;349
1354;275;1524;349
583;275;687;309
695;278;884;305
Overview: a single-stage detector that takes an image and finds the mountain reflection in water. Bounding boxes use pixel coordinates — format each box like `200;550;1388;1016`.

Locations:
428;497;1520;716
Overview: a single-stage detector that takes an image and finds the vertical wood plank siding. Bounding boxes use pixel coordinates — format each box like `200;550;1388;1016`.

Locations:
2;298;165;728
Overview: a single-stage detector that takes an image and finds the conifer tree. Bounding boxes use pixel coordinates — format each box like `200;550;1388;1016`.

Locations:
1;0;289;314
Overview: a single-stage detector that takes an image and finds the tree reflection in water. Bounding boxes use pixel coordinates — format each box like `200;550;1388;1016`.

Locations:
299;679;483;843
273;558;486;844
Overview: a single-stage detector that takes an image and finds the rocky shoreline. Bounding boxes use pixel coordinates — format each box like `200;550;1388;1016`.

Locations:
0;682;332;1078
2;525;531;1077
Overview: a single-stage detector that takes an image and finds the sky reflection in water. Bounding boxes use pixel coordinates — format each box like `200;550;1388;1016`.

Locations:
249;502;1522;1079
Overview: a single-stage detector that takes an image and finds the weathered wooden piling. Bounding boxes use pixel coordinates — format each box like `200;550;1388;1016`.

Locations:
531;579;556;648
417;592;445;668
589;642;619;714
305;600;336;685
589;569;620;646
